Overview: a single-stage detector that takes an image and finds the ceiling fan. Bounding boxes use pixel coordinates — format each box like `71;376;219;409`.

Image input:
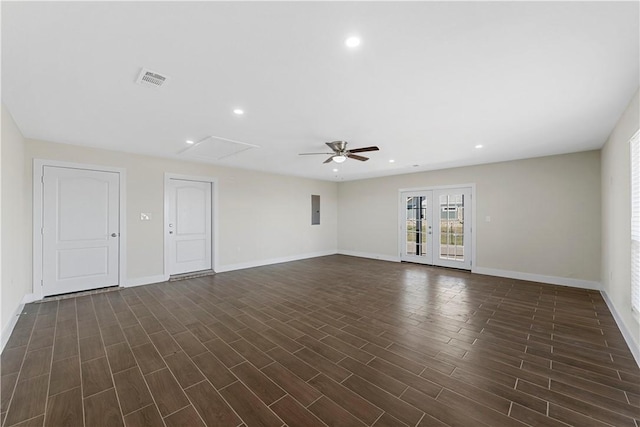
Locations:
299;141;380;164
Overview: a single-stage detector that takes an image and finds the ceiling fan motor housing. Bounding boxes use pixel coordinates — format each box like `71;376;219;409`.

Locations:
299;141;379;163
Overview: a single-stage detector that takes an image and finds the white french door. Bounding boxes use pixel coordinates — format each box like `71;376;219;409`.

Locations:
42;166;120;296
401;191;434;264
167;178;212;275
400;187;472;270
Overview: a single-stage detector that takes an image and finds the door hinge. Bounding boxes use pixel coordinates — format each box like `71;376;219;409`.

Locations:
40;279;43;287
41;176;44;184
41;227;44;235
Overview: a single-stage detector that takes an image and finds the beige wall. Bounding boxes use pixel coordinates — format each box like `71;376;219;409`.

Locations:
338;151;601;285
1;105;30;340
601;89;639;357
25;139;338;283
6;96;639;360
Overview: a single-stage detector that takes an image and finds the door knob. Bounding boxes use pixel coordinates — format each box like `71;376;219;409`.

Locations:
169;231;173;234
111;233;118;237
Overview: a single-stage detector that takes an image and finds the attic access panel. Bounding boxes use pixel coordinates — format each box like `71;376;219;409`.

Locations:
179;136;260;162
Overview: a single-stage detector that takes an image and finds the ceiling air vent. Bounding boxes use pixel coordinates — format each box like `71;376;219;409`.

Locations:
135;68;169;88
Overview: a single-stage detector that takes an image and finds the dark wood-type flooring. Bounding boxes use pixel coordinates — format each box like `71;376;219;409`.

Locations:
1;255;639;426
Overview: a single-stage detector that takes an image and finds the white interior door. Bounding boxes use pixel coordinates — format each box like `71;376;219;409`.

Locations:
400;187;472;270
168;179;212;275
42;166;120;296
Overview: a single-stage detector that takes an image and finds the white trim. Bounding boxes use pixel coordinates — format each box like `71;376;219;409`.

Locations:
164;173;219;276
472;266;602;290
21;293;37;304
0;293;34;352
32;159;127;300
123;274;169;288
398;183;476;192
1;303;24;352
471;183;477;270
217;250;338;273
630;129;640;316
337;250;400;263
601;290;640;368
340;253;601;289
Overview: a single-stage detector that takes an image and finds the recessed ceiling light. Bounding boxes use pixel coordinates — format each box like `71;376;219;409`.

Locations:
389;159;395;163
345;36;361;48
475;144;483;149
186;140;194;145
233;108;244;115
332;168;338;172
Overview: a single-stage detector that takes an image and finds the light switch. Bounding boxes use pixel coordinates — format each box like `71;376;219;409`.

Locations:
140;213;152;221
485;216;491;222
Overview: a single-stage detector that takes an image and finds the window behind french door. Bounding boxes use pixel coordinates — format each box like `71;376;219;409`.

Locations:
400;187;472;270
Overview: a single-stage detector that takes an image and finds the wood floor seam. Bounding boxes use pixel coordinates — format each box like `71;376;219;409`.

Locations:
2;320;36;426
40;305;58;427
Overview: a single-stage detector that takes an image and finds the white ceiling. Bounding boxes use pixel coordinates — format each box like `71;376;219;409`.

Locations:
2;1;638;181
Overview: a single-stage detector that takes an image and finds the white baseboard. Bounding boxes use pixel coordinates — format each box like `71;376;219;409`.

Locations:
472;266;602;290
216;250;338;273
600;290;640;368
21;293;37;304
1;293;38;352
1;304;24;352
337;250;400;263
123;274;169;288
2;299;26;353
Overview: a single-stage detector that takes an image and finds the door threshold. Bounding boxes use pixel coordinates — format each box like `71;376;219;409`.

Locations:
400;261;471;272
40;285;121;302
169;270;215;282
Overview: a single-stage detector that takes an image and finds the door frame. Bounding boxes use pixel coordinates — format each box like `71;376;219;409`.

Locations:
33;159;127;301
163;173;218;277
398;183;476;270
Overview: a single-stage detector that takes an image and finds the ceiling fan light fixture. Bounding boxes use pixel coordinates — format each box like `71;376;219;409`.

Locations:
333;155;347;163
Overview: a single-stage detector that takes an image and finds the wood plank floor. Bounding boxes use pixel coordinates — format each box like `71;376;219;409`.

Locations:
1;255;639;427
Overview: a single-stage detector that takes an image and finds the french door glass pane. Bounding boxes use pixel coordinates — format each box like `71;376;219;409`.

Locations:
406;196;428;257
439;193;464;261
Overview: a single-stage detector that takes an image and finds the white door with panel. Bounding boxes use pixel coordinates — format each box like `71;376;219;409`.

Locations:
42;166;120;296
167;179;212;275
400;187;472;270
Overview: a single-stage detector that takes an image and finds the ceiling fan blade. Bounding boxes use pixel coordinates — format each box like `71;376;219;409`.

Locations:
298;152;334;155
348;146;379;154
323;156;335;164
326;141;347;152
347;153;369;161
